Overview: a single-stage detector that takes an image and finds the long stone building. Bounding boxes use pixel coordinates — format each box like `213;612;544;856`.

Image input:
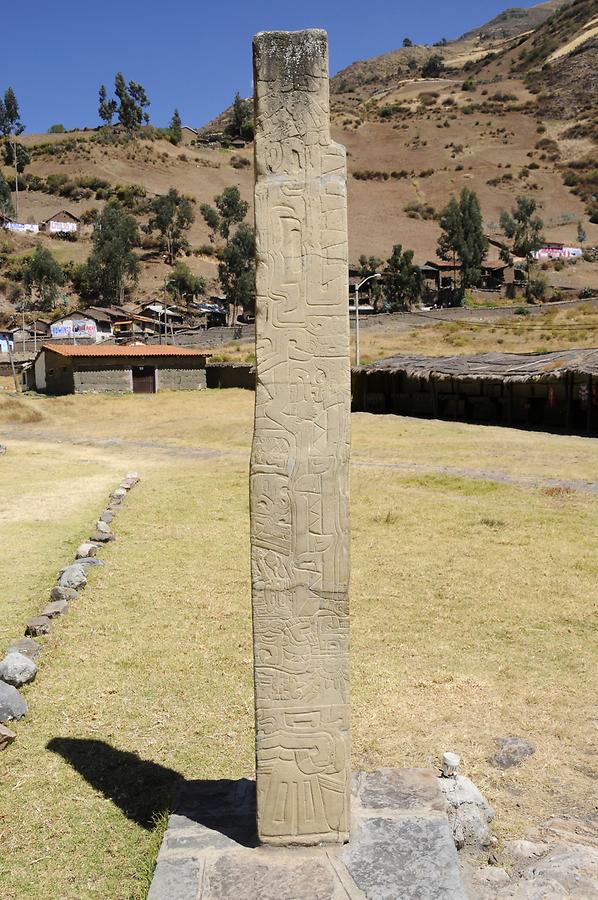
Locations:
28;344;211;394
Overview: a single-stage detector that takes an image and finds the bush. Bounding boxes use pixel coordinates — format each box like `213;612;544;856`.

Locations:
419;168;434;178
404;201;436;220
230;154;251;169
529;273;548;301
47;124;66;134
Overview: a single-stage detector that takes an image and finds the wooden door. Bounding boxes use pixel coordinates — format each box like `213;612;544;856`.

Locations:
132;365;155;393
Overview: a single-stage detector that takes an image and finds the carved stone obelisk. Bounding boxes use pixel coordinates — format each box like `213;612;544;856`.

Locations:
251;30;351;846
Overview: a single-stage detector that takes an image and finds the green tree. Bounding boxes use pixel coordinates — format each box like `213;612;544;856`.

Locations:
438;188;488;292
0;86;25;216
358;254;384;310
500;195;544;300
200;185;248;245
98;84;117;126
164;262;206;307
114;73;150;134
146;188;194;265
383;245;422;310
403;37;413;47
84;201;139;304
218;222;256;324
0;170;14;216
438;196;462;293
2;141;30;174
47;124;66;134
577;221;586;246
421;54;444;78
23;246;64;311
169;108;182;145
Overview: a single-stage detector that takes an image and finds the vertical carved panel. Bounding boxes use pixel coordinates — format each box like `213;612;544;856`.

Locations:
251;30;351;846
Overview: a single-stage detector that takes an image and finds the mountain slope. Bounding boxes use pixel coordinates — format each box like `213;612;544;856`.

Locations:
0;0;597;323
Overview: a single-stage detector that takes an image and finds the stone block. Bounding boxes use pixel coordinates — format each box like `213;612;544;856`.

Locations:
0;682;28;721
0;651;37;686
8;638;42;660
41;599;69;618
25;616;51;637
0;723;16;750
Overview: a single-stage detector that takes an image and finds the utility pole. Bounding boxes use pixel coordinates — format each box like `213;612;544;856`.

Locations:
8;346;19;392
354;273;382;367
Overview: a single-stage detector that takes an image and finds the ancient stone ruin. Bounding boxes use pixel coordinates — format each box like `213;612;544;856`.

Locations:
250;29;351;846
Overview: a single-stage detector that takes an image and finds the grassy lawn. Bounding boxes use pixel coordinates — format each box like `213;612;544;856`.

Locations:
0;389;597;899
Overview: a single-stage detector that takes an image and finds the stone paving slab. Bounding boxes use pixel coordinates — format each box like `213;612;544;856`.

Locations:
148;769;468;900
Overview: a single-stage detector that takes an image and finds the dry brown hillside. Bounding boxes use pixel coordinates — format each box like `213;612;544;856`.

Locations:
0;0;596;322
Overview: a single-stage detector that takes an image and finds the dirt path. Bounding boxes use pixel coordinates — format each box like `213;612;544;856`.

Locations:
4;427;598;494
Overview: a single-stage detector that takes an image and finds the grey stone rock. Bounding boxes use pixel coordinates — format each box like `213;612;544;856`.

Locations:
147;858;203;900
491;737;536;769
501;844;598;898
107;500;122;510
0;682;28;721
89;530;115;543
110;488;127;500
25;615;52;637
0;443;6;455
59;564;87;590
76;557;103;567
76;541;98;558
95;520;111;534
358;767;442;811
41;599;68;618
51;585;78;603
99;509;115;524
203;854;341;900
462;862;511;900
0;652;37;686
0;723;16;750
438;775;495;850
504;839;549;864
8;638;42;660
343;815;467;899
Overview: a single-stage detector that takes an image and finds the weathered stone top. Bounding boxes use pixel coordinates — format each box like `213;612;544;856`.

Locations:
253;29;335;173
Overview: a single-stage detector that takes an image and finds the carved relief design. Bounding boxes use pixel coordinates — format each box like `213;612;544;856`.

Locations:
251;29;351;845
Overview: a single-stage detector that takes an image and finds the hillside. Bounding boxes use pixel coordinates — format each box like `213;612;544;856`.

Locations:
0;0;597;325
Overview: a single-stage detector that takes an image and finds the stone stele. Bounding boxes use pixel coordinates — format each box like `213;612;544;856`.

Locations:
251;29;351;846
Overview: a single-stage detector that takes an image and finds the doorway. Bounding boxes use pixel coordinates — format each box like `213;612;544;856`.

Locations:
132;365;156;394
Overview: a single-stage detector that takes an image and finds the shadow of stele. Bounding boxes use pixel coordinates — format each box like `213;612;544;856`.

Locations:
46;737;256;846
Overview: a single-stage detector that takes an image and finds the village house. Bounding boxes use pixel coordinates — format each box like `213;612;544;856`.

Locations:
180;125;199;146
49;309;115;342
40;210;80;235
29;343;211;395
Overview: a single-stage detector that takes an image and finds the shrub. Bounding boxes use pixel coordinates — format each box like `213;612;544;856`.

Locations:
47;124;66;134
230;154;251;169
404;201;436;220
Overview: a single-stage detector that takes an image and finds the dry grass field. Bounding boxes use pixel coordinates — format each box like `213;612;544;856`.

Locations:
0;388;597;899
210;302;598;365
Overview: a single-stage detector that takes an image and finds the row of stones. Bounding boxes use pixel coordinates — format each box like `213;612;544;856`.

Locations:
0;473;141;750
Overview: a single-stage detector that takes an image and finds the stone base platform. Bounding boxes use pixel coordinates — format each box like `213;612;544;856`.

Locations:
148;768;468;899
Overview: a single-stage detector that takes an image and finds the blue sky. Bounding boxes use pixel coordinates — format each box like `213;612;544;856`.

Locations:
2;0;541;134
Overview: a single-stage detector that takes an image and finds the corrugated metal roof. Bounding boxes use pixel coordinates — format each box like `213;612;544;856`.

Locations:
43;343;211;358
